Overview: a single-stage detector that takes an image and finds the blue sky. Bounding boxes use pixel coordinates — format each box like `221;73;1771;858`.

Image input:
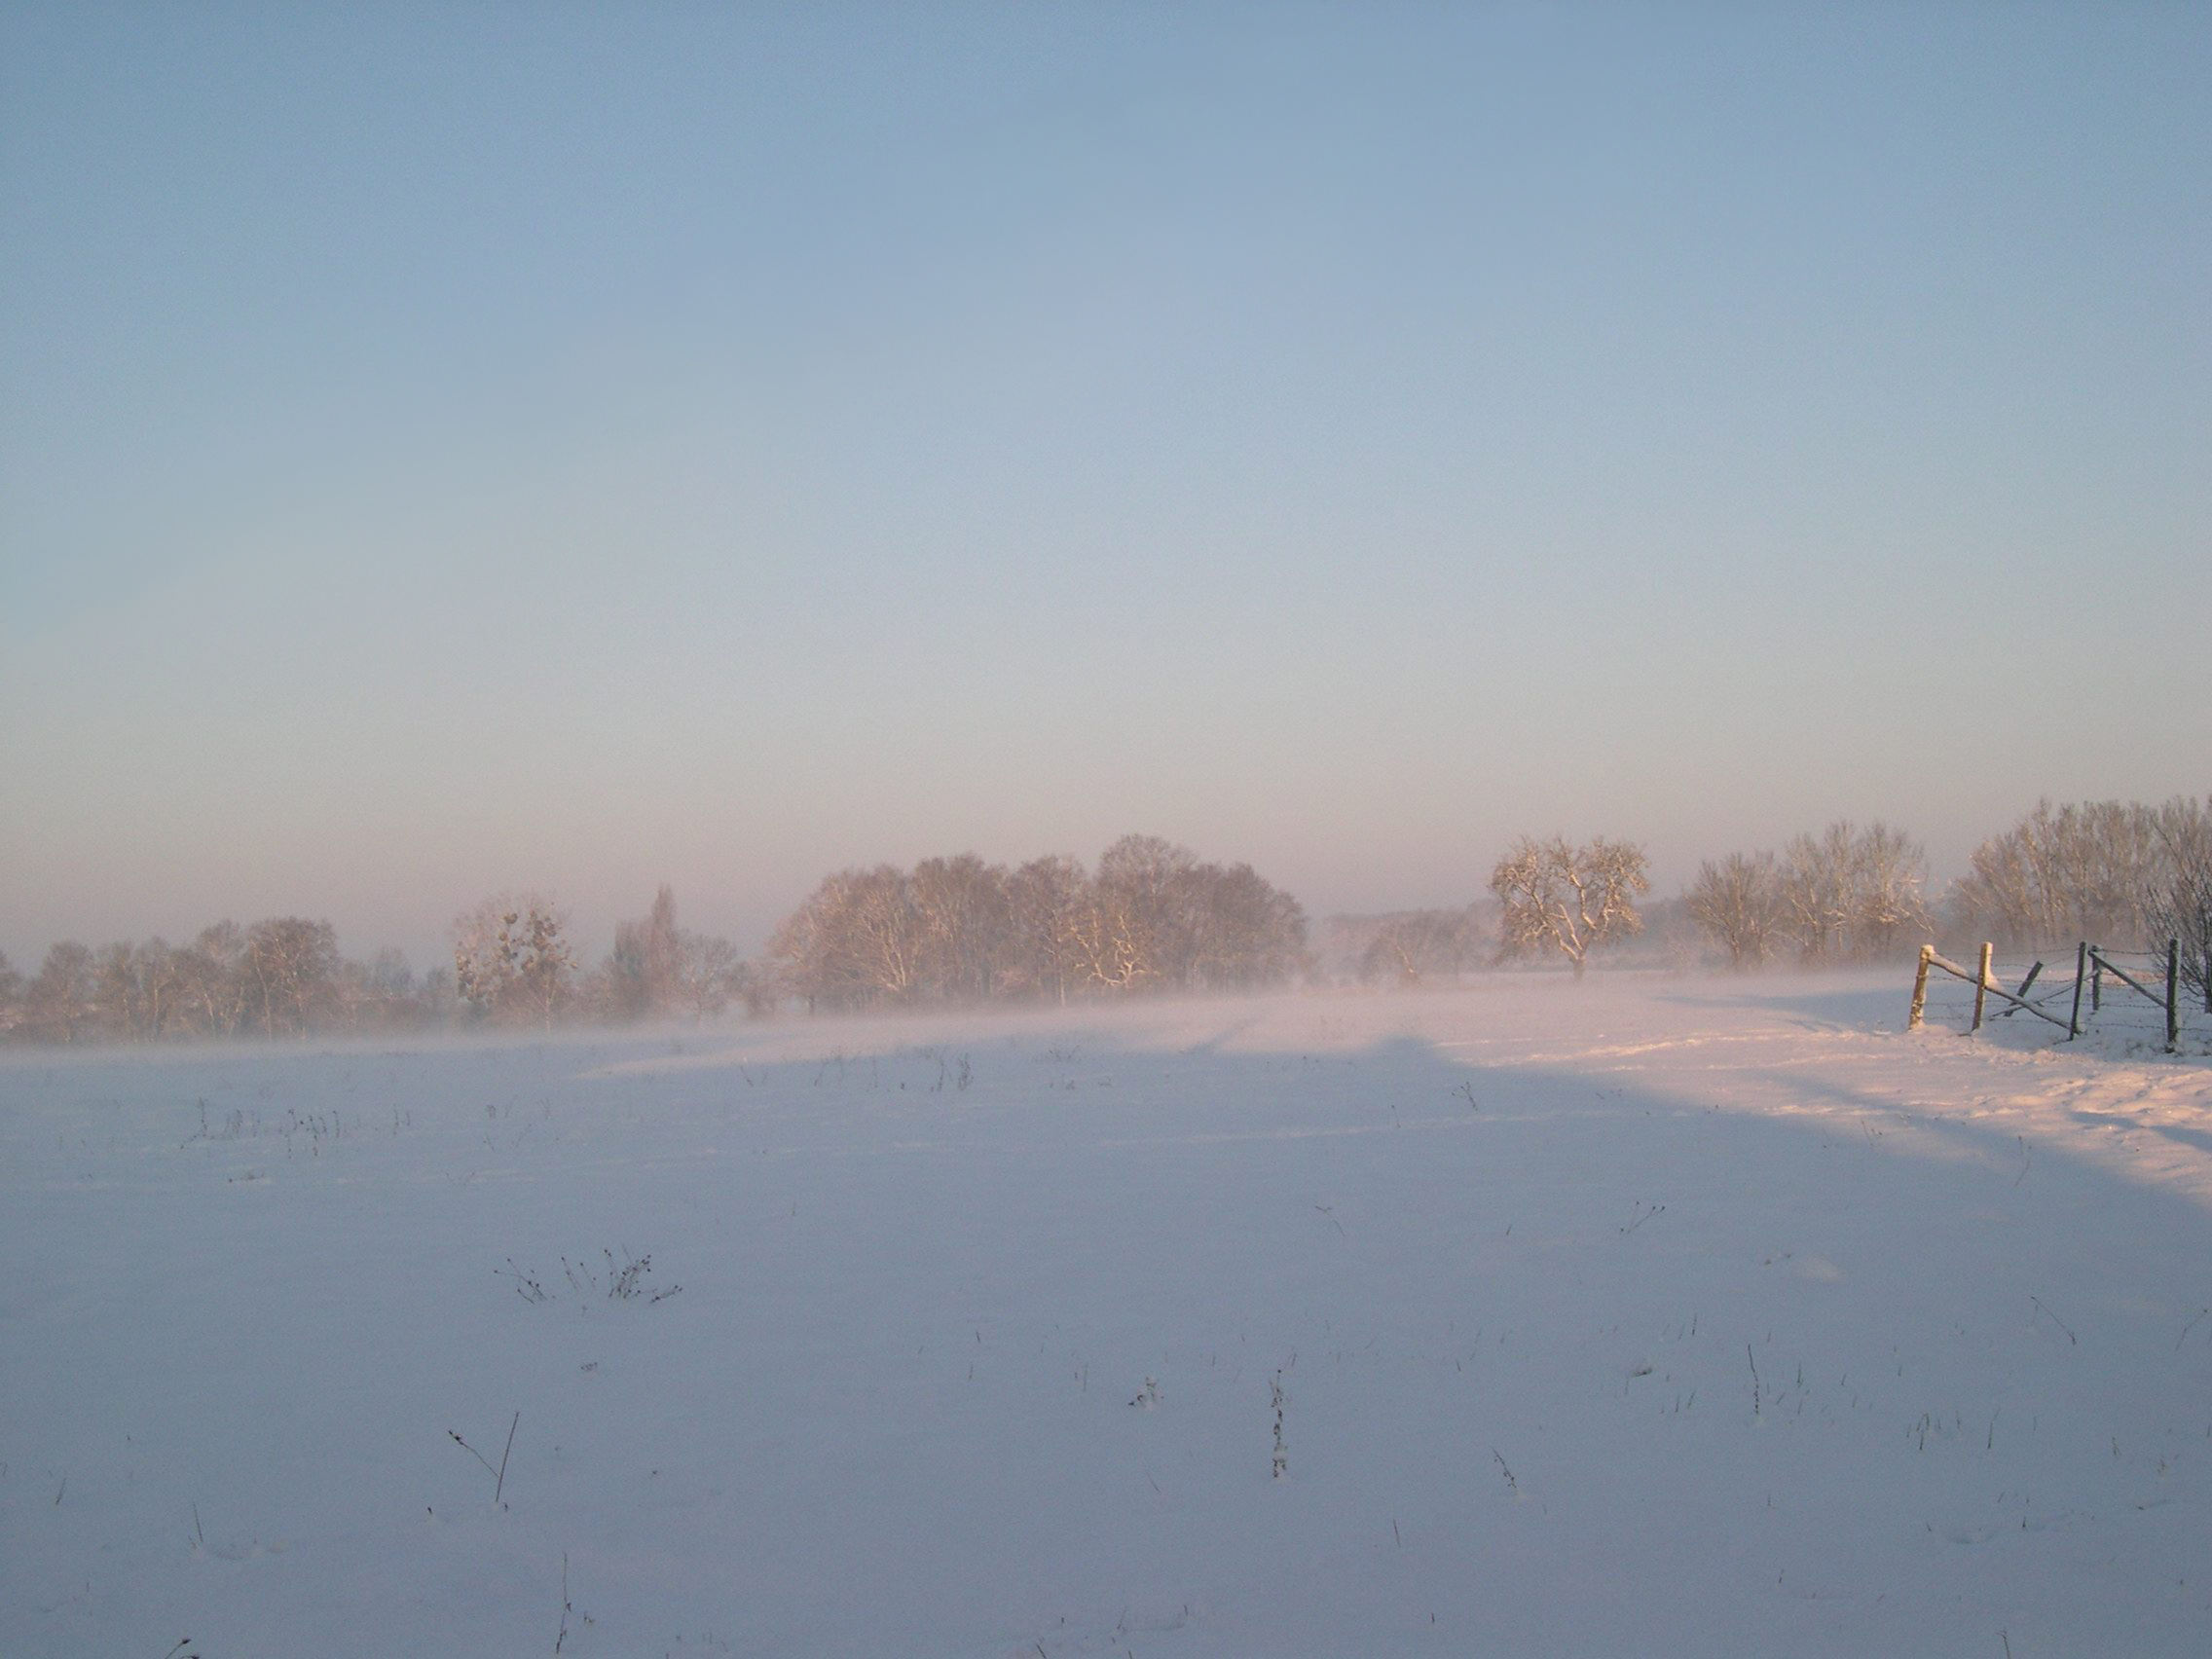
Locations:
3;3;2207;965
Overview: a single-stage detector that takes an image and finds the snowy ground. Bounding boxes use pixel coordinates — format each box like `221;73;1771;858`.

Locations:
4;973;2210;1657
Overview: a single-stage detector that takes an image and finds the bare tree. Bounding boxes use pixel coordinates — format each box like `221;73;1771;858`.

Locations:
640;885;682;1010
22;941;96;1043
673;930;748;1018
765;867;923;1012
244;917;341;1038
0;950;20;1036
1950;799;2167;950
1490;836;1650;977
172;922;250;1039
1093;834;1200;989
454;894;575;1027
338;947;420;1033
764;874;849;1014
1686;852;1784;969
1186;862;1308;989
602;885;690;1019
88;939;185;1040
910;854;1014;1003
1063;880;1154;994
92;942;141;1041
1005;855;1090;1005
844;866;925;1003
1357;909;1478;985
1778;825;1857;964
2146;796;2212;1013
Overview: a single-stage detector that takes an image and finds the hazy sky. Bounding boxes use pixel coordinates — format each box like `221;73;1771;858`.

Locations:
4;4;2207;966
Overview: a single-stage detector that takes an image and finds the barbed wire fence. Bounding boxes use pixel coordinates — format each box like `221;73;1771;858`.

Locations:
1907;939;2202;1052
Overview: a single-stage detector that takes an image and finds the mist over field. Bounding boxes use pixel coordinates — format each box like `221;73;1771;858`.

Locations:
3;6;2207;968
4;7;2209;1656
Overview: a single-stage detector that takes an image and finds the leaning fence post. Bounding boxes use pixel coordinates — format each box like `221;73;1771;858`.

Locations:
1908;943;1933;1030
1972;941;1993;1032
2169;938;2182;1052
2068;940;2086;1040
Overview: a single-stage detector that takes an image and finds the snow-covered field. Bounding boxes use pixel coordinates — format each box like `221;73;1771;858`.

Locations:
5;973;2209;1657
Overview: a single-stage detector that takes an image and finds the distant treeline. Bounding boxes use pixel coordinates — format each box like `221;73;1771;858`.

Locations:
1336;799;2206;1000
0;833;1307;1045
3;801;2206;1046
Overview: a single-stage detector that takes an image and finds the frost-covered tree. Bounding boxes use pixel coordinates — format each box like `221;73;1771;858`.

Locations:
767;836;1308;1010
0;949;20;1036
763;875;844;1014
765;867;923;1012
1775;822;1929;964
1778;825;1857;964
1490;836;1650;977
1849;823;1933;958
454;894;575;1027
1950;799;2167;949
1686;852;1784;969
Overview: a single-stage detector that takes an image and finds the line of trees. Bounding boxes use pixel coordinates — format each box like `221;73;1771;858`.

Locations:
1680;800;2212;988
0;836;1309;1044
0;919;409;1046
442;885;764;1031
1685;821;1932;969
765;835;1309;1012
0;886;759;1046
5;800;2204;1044
1947;797;2211;1007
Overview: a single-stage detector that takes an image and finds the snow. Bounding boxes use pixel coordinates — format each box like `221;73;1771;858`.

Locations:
4;972;2209;1656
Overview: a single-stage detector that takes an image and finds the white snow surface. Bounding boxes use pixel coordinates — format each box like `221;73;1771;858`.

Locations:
5;973;2210;1657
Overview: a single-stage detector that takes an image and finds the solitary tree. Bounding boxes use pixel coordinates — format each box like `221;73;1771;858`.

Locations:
1490;836;1650;977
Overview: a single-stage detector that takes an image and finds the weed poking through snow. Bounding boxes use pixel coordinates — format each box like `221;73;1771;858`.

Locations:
496;1248;680;1308
448;1410;519;1506
1272;1372;1288;1479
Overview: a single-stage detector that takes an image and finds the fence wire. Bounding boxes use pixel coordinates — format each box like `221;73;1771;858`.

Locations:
1914;943;2204;1048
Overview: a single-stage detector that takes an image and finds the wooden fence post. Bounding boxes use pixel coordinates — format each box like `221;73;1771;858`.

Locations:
2068;940;2086;1040
2091;947;2102;1014
1972;941;1993;1032
2169;938;2182;1052
1908;943;1933;1030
